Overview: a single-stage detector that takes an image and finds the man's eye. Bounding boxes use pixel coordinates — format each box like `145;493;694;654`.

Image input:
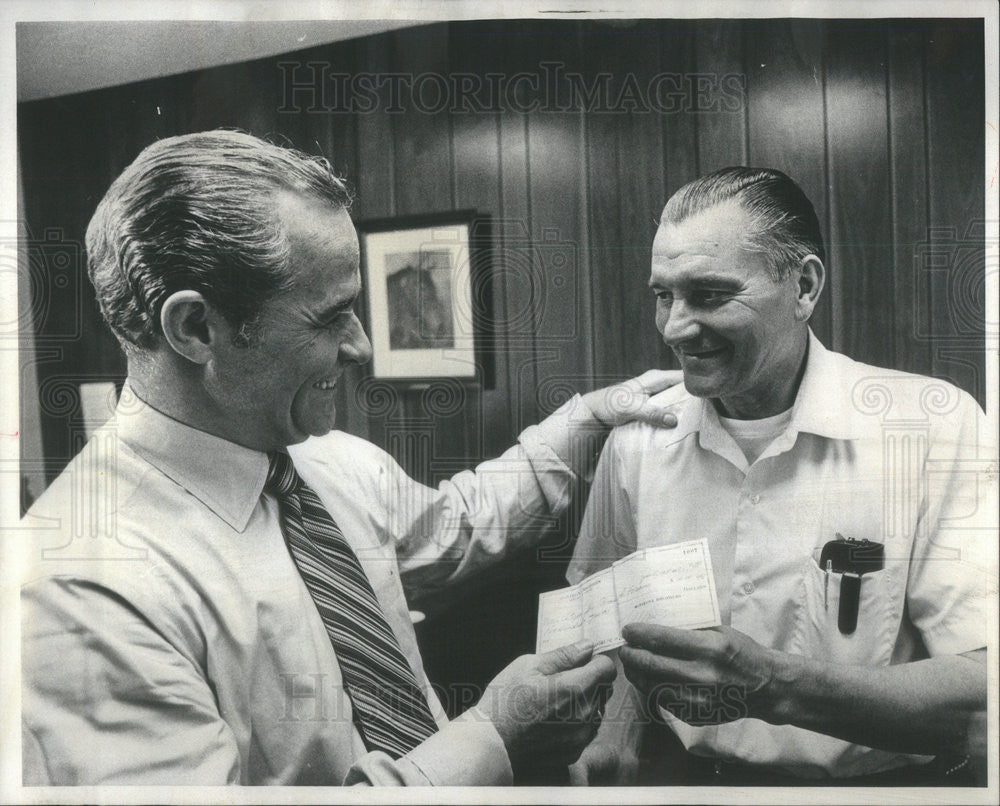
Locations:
322;307;354;329
692;290;729;306
654;290;673;303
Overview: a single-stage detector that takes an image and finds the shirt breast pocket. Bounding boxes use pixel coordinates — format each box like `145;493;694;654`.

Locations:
791;556;898;667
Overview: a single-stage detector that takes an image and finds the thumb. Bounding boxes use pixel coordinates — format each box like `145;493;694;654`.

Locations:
630;401;678;428
586;744;620;783
567;760;589;787
536;639;595;675
569;744;619;785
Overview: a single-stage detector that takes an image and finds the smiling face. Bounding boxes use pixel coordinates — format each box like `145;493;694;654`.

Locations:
205;191;372;450
650;201;811;419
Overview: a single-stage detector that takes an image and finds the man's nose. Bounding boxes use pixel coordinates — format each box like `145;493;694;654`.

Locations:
659;299;700;346
341;313;373;365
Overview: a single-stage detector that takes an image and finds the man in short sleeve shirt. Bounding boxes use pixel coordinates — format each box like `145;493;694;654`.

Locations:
569;168;993;785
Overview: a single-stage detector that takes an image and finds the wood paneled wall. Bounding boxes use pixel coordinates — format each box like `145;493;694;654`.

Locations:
19;18;986;705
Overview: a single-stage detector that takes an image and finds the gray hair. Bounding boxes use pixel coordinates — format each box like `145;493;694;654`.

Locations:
85;130;352;351
662;167;825;281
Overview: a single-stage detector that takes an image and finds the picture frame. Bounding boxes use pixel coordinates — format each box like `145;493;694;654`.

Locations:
357;210;490;381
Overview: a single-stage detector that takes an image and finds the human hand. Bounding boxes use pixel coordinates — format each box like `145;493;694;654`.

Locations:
619;623;780;726
580;370;682;428
476;640;617;775
567;742;639;786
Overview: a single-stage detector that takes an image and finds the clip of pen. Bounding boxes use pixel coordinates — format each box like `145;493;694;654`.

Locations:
824;559;832;610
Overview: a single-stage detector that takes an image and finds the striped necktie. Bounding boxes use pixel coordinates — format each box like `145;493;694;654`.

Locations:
266;451;439;758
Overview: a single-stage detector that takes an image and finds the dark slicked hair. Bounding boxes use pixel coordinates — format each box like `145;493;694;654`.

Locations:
662;167;825;281
86;130;353;351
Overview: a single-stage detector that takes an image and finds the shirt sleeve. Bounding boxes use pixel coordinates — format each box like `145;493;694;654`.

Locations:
345;707;513;786
388;394;610;597
565;426;638;585
21;577;241;785
906;394;997;656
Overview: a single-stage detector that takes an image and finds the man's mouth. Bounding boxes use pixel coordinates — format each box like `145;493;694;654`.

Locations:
679;346;728;361
312;379;338;390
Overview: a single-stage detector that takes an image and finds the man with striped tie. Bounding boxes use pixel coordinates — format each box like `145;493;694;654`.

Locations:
20;130;680;786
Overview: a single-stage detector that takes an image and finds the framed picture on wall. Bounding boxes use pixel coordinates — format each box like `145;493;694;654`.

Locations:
358;210;488;380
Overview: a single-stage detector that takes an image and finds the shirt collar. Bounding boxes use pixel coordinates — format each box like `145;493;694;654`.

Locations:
113;384;270;531
666;329;869;445
788;329;870;440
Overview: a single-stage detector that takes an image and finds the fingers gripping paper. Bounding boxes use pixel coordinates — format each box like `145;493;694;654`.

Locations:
536;539;722;653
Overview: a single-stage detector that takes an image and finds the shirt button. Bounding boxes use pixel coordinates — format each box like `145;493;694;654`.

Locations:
742;581;755;595
750;494;761;505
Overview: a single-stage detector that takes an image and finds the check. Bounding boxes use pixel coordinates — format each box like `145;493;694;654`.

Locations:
536;538;721;653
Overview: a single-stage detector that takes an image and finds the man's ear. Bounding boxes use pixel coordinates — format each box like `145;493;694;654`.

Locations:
794;255;825;322
160;290;232;364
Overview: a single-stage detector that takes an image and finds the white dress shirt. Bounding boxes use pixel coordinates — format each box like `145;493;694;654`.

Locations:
21;388;605;785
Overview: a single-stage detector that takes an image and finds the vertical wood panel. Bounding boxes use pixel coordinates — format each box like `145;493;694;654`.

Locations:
826;21;894;369
614;24;669;378
581;22;626;380
525;23;591;412
391;24;454;214
497;23;539;433
887;25;933;380
354;33;396;221
925;19;986;405
660;22;700;196
695;21;748;171
744;20;832;346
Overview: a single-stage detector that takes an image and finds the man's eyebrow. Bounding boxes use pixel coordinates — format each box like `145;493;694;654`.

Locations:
313;293;359;321
689;274;743;288
649;273;743;289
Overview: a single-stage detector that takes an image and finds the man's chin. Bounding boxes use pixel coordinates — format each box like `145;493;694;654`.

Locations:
682;374;725;399
288;399;339;443
300;413;338;441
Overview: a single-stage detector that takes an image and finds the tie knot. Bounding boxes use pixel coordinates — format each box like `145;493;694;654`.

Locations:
265;451;300;497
